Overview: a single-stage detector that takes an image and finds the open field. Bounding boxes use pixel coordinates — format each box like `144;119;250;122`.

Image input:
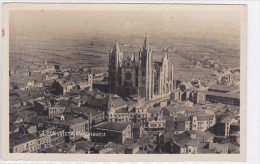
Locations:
10;32;240;80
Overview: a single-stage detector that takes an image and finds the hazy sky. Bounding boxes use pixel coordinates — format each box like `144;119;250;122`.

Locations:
10;6;242;38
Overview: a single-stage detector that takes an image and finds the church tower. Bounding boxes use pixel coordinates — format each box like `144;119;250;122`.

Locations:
138;37;154;99
109;40;123;93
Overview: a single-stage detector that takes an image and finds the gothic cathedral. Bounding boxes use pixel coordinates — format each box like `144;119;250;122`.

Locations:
108;38;174;100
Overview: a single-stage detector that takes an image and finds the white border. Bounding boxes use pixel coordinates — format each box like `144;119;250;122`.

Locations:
0;1;259;164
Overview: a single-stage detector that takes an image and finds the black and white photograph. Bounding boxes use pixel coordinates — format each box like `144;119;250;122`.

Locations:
1;3;248;162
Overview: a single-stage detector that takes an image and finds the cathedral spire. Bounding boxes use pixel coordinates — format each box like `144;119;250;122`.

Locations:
143;37;149;51
112;40;121;53
131;52;135;61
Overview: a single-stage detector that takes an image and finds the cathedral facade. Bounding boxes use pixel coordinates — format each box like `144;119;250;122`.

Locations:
108;38;174;100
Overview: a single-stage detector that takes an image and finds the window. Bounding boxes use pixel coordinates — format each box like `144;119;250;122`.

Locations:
150;123;157;127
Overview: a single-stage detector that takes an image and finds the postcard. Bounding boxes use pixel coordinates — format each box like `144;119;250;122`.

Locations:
1;3;246;162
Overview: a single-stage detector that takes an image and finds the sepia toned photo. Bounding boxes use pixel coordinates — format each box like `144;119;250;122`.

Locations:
1;3;247;162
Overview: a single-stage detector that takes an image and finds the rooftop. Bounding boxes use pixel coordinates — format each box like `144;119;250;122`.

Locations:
172;130;215;148
10;133;38;147
206;91;240;99
115;108;128;113
208;84;237;92
110;97;127;108
72;107;104;117
93;122;130;131
49;115;87;126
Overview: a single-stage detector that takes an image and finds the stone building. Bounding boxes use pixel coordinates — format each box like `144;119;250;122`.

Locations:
91;122;132;144
108;38;174;100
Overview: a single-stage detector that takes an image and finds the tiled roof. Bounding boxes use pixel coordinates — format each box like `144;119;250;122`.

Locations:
147;107;161;114
206;91;239;99
10;133;38;147
75;141;95;151
49;115;87;126
93;122;130;131
115;108;128;113
172;130;214;148
197;115;215;121
87;97;108;107
72;107;104;117
208;143;228;153
9;114;23;124
23;116;49;124
208;84;237;92
111;97;127;108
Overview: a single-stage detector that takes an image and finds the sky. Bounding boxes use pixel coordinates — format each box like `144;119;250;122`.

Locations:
10;5;242;38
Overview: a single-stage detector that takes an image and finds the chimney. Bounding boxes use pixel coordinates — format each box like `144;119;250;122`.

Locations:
61;114;65;121
190;134;197;140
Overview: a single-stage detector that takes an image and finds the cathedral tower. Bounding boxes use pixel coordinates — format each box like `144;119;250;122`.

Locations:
138;37;154;99
109;40;123;93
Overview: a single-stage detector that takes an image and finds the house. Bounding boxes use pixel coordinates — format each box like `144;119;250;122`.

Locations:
84;94;109;111
72;106;105;126
162;106;175;117
77;73;93;91
23;115;50;131
33;100;48;115
52;80;77;95
77;81;92;91
74;140;95;153
44;74;59;81
107;96;128;111
107;96;131;122
198;142;229;154
124;144;139;154
10;133;39;153
9;114;24;125
48;114;89;142
40;143;76;153
91;122;132;144
9;123;23;134
38;128;65;150
176;114;216;133
171;130;215;154
135;106;149;123
48;101;68;118
107;107;130;122
133;123;144;139
147;109;166;130
215;114;235;138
